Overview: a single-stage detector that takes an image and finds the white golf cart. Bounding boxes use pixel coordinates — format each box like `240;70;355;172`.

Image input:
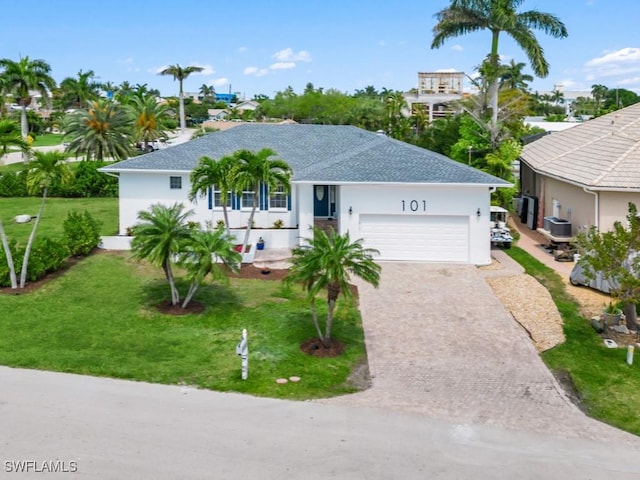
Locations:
490;206;513;249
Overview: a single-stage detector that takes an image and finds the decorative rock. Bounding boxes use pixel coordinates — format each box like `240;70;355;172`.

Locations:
603;339;618;348
14;214;32;224
289;376;301;383
610;325;630;334
276;378;288;384
591;318;605;333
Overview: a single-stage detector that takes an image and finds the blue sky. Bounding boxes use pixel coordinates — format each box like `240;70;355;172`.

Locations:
1;0;639;99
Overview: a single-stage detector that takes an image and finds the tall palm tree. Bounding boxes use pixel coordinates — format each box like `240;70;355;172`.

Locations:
232;148;292;254
499;59;534;91
189;155;236;235
63;98;134;161
431;0;568;127
58;69;102;110
286;227;381;347
0;119;30;164
130;203;194;306
0;56;56;154
179;227;241;308
128;95;173;151
21;151;73;288
158;64;204;132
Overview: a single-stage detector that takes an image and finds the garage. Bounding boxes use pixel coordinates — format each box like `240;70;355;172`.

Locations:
359;214;470;262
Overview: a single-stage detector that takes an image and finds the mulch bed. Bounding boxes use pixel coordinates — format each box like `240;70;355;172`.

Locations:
300;338;345;357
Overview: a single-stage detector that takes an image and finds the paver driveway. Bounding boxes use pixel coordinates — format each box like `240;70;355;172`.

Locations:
322;261;640;445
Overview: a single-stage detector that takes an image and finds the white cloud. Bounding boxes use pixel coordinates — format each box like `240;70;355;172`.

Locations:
212;78;229;88
378;40;386;47
244;66;269;77
272;48;311;62
270;62;296;70
238;46;248;53
585;47;640;67
451;44;463;52
191;63;215;76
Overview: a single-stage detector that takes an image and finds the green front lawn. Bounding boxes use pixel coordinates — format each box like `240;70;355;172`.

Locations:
31;133;65;147
0;197;118;244
0;252;367;400
507;247;640;436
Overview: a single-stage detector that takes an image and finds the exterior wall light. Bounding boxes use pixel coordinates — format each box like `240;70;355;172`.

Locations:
349;206;353;215
477;208;481;217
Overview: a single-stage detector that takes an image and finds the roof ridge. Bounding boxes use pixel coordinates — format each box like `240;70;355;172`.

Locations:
296;132;382;176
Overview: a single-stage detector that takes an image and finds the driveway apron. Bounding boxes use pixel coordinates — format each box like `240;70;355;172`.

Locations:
322;262;639;445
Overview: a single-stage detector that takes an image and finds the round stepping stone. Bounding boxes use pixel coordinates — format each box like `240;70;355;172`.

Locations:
276;378;288;384
289;376;301;382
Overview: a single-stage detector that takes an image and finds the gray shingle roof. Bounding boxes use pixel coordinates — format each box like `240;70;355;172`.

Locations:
102;124;509;186
521;103;640;190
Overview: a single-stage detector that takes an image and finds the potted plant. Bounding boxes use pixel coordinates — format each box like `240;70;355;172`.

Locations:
257;237;265;250
602;301;623;327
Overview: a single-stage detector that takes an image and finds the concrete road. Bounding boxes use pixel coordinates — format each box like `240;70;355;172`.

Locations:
1;366;638;479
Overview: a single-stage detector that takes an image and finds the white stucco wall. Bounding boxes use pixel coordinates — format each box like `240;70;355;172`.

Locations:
118;172;297;234
117;173;493;264
337;184;492;264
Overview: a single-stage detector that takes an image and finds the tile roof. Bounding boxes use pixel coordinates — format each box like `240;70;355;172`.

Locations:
102;124;509;186
521;102;640;190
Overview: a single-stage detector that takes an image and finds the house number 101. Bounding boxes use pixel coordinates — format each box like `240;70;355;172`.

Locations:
401;200;427;212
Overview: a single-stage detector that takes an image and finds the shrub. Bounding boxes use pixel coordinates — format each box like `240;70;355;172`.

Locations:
63;210;102;256
6;237;69;285
0;171;28;197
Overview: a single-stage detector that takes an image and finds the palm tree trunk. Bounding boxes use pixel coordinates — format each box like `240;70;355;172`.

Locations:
20;106;29;164
240;187;259;254
179;81;186;133
19;187;47;288
0;218;17;289
324;299;336;347
310;297;324;341
182;282;199;308
222;206;231;236
163;260;180;305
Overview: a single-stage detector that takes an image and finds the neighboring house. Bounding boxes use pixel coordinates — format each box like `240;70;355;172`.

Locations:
235;100;260;112
519;103;640;237
404;71;465;122
207;109;229;121
100;124;510;264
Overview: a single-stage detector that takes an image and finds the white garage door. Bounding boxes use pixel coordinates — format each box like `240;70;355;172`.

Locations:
359;214;469;262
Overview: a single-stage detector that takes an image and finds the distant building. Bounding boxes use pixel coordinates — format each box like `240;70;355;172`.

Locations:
404;72;465;122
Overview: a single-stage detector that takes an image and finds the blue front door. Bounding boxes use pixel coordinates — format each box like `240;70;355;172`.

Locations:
313;185;329;217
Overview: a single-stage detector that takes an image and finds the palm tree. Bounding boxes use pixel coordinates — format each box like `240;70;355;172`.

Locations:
58;69;102;110
0;119;30;164
550;89;564;106
591;84;608;114
0;56;56;155
499;59;534;91
232;148;292;254
158;64;204;132
20;151;73;288
431;0;568;127
63;98;134;161
130;203;194;306
179;227;241;308
286;227;381;347
199;84;215;101
189;155;236;235
128;95;173;151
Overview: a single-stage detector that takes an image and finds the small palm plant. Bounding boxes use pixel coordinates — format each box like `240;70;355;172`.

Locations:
285;227;381;348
